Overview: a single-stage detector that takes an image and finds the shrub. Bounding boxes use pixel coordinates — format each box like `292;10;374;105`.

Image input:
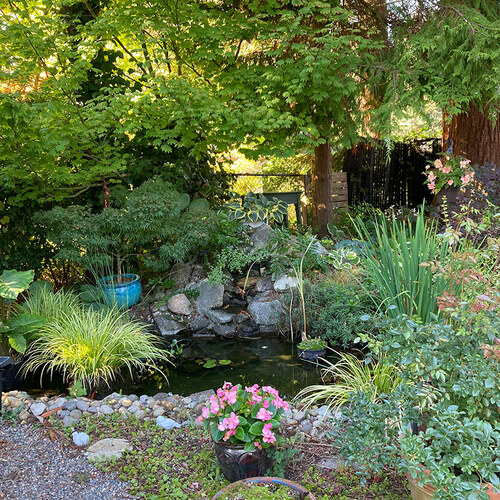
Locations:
23;307;167;392
281;281;376;348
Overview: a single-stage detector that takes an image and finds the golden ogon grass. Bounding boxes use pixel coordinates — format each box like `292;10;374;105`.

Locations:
23;306;168;391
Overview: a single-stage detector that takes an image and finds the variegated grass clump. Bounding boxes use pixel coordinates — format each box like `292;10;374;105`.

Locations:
23;307;167;391
19;288;80;323
294;352;401;415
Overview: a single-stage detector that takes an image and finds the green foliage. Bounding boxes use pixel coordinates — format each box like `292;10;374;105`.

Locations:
224;192;288;224
36;178;216;278
353;207;450;322
296;352;401;416
22;306;168;392
297;338;327;351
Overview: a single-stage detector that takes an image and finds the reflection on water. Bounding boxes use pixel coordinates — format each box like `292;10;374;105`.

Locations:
20;336;329;400
128;336;327;399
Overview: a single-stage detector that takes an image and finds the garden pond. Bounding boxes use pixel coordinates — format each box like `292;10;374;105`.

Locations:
19;336;326;399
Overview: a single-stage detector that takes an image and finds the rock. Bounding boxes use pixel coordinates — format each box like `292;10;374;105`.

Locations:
188;315;210;332
69;409;82;420
63;400;77;411
188;389;215;405
317;405;332;419
206;309;234;324
73;432;90;447
30;402;46;416
250;224;274;250
170;262;192;287
293;410;305;422
121;399;133;408
154;317;186;336
234;312;250;324
60;410;70;418
213;324;237;337
135;410;145;419
156;416;181;430
99;404;114;415
153;407;165;418
313;241;329;256
194;280;224;314
237;321;260;337
153;392;172;401
7;396;22;408
189;263;207;284
274;275;298;292
317;457;343;471
62;416;77;427
18;410;30;421
49;397;66;410
128;394;139;402
167;294;193;316
87;407;98;414
248;295;282;326
127;405;139;414
255;276;274;292
140;395;149;404
76;400;89;412
87;438;132;461
301;420;313;433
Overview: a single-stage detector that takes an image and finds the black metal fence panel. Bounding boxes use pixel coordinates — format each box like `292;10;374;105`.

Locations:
343;138;441;209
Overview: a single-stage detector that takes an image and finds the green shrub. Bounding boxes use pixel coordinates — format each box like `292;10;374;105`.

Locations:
282;281;376;348
23;307;168;392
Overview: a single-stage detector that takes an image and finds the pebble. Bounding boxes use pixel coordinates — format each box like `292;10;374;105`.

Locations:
30;402;46;416
121;399;133;408
73;431;90;446
100;405;114;415
153;407;165;417
77;400;89;412
70;409;83;420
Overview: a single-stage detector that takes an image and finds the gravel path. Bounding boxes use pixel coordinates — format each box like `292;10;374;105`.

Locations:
0;423;134;500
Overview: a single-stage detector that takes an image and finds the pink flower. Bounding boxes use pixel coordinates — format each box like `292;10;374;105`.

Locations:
202;407;209;419
262;423;276;444
434;159;443;169
210;395;220;414
197;415;204;423
262;386;279;398
256;408;272;421
254;441;260;447
428;181;436;193
442;165;451;174
223;429;236;441
427;171;436;182
226;388;238;405
272;396;289;411
252;393;263;404
447;179;454;186
245;384;260;395
218;412;240;432
461;173;471;185
262;399;270;409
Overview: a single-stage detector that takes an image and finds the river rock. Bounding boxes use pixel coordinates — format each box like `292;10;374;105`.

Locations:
206;309;234;324
99;404;114;415
248;295;282;326
30;402;46;416
156;416;181;430
274;275;298;292
194;280;224;314
154;317;186;336
167;294;193;316
188;315;210;331
73;432;90;447
76;400;89;412
213;323;237;337
87;438;132;460
170;262;192;287
255;276;274;292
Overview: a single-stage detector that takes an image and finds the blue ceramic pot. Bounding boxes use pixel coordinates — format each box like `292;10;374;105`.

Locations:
99;274;142;308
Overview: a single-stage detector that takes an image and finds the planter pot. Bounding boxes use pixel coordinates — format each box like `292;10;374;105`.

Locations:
99;274;142;308
1;360;22;392
213;476;316;500
213;441;272;482
431;186;461;211
406;470;500;500
297;346;326;366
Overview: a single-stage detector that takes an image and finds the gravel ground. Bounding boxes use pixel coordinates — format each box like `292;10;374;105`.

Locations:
0;423;134;500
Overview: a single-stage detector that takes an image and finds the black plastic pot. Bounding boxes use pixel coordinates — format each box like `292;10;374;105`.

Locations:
213;441;272;482
1;360;22;392
297;346;327;366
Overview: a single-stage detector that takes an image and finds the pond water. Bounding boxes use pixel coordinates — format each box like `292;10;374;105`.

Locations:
19;336;327;400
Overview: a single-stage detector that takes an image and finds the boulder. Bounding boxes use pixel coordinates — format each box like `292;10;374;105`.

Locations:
167;293;193;316
248;295;282;326
250;224;274;250
206;309;234;324
237;321;260;337
170;262;191;287
188;389;215;404
154;317;186;336
194;280;224;314
188;315;210;332
213;324;237;337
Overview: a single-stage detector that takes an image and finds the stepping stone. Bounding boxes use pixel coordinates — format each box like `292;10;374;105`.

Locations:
87;438;132;460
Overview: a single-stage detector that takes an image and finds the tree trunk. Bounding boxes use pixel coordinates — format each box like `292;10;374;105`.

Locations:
312;139;333;237
443;104;500;166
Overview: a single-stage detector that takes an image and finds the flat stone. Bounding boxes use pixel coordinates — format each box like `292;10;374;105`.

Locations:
63;400;77;411
167;294;193;316
87;438;132;461
248;295;282;326
154;316;186;336
301;421;313;433
87;407;98;414
206;309;234;324
293;410;305;422
69;409;82;420
76;400;89;412
99;404;114;415
30;402;46;416
317;405;332;418
188;315;210;331
156;416;181;430
274;274;298;292
213;323;237;337
194;280;224;314
234;312;250;324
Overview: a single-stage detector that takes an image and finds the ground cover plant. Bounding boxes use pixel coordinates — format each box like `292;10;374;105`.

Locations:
45;413;410;499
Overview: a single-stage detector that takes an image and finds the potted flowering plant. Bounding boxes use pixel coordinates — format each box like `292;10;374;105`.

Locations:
198;382;289;482
424;154;475;194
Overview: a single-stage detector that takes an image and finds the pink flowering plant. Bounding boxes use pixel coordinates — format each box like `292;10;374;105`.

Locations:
198;382;289;452
424;154;474;194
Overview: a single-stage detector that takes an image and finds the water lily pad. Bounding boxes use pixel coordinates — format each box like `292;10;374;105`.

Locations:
219;359;232;366
203;359;217;369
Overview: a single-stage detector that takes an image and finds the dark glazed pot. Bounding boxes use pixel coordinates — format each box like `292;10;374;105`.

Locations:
213;441;272;482
297;346;327;366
